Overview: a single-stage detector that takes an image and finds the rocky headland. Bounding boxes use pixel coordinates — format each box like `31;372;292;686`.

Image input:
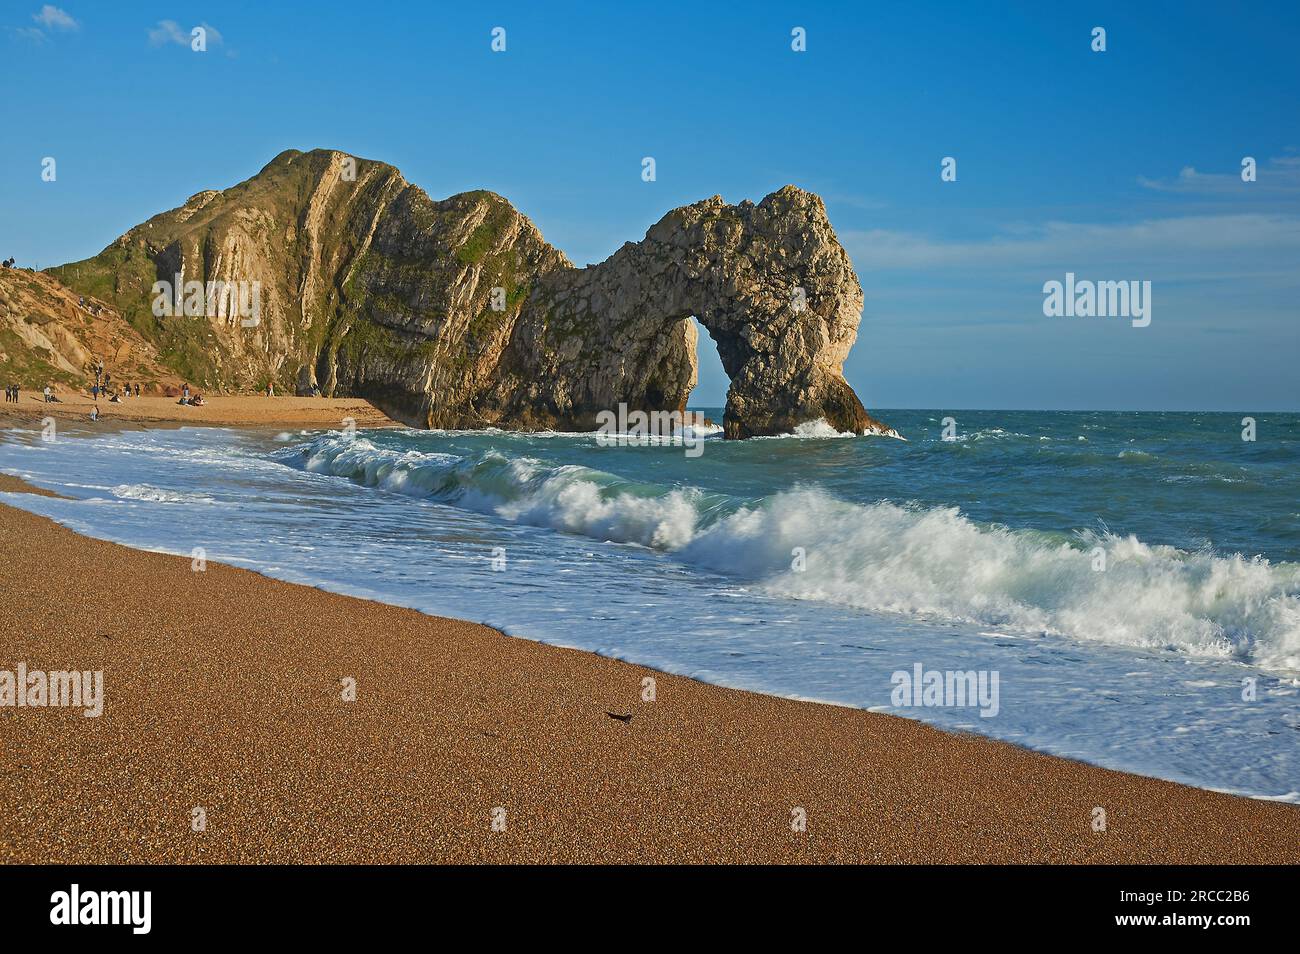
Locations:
37;149;890;437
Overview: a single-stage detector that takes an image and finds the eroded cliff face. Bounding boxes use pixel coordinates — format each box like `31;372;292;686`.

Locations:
492;187;886;437
0;268;181;391
52;149;890;437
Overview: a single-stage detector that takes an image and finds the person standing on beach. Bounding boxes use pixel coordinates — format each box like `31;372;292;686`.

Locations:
43;385;52;403
90;405;99;422
183;383;190;401
266;382;274;397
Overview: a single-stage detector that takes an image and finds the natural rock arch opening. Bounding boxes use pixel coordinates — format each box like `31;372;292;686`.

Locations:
504;186;889;438
686;316;730;413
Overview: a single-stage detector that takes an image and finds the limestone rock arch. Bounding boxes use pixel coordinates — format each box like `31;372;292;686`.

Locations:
493;186;889;437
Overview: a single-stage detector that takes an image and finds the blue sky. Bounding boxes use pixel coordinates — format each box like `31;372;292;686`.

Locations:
2;1;1297;410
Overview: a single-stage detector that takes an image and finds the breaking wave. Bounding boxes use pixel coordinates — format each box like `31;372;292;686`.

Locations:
286;434;1300;670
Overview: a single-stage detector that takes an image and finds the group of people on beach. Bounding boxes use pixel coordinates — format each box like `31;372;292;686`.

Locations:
5;384;59;403
93;383;139;402
83;360;141;421
91;362;138;402
9;367;277;418
177;383;206;407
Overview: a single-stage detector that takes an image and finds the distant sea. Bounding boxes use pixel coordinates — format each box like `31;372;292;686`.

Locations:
2;409;1297;799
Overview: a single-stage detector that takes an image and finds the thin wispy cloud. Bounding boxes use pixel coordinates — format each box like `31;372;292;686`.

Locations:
11;4;78;42
1138;156;1300;195
148;19;185;46
33;5;78;30
148;19;223;48
846;214;1300;272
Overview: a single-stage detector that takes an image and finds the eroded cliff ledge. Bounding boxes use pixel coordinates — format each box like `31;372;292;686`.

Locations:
52;149;891;438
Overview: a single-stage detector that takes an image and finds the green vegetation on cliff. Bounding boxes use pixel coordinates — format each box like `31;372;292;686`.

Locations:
25;150;880;436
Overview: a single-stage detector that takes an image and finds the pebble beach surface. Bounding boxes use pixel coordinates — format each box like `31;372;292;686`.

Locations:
1;477;1296;864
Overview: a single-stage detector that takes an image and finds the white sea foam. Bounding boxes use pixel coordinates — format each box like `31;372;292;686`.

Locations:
746;418;857;438
110;483;214;504
678;422;724;440
292;435;1300;671
792;419;855;438
686;492;1300;670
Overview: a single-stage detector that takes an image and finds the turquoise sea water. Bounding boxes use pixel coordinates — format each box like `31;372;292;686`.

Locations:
2;409;1297;800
